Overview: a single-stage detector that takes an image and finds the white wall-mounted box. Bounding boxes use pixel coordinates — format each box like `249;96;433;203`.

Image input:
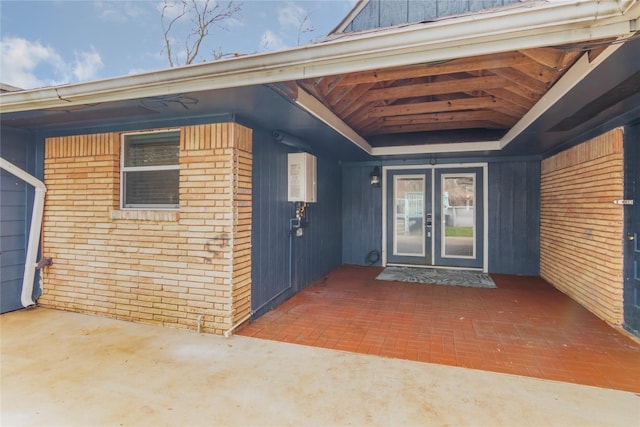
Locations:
287;152;317;203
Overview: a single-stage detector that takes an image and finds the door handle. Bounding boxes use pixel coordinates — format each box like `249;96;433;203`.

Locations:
627;234;635;241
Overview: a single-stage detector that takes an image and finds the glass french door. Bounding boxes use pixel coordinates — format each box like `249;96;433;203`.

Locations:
385;167;484;269
434;168;484;269
386;169;432;265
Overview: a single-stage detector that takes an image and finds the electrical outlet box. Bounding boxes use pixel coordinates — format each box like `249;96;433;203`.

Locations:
288;152;317;203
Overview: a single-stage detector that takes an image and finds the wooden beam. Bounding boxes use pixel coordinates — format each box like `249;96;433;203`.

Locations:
348;114;381;133
499;83;540;103
511;61;558;85
558;50;583;71
489;67;548;94
324;85;353;108
487;102;529;118
316;75;341;98
334;52;534;86
379;110;515;126
483;88;537;110
519;47;565;69
368;96;498;117
332;83;376;115
361;75;509;103
297;81;332;109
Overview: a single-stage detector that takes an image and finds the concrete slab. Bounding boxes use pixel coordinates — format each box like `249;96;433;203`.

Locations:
1;308;638;426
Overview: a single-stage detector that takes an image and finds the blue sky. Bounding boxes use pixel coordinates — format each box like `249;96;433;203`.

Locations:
0;0;356;90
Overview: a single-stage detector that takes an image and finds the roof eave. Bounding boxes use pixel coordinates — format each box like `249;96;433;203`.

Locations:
0;0;637;115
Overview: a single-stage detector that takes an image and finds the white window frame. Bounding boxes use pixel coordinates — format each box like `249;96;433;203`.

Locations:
120;129;180;210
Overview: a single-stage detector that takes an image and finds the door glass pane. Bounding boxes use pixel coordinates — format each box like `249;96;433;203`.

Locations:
394;175;424;256
442;174;475;257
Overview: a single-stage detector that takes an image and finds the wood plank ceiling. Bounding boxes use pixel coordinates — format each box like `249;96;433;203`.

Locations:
297;46;591;143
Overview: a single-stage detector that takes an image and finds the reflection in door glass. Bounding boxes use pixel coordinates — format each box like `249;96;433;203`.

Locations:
442;175;474;257
394;176;424;256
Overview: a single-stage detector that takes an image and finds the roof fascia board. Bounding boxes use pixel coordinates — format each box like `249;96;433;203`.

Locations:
2;0;636;115
295;87;372;154
371;141;502;156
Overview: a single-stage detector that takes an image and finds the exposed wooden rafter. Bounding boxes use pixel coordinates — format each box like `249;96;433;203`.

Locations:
296;43;611;139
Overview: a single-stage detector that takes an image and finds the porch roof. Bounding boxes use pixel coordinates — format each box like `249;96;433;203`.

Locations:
1;0;639;160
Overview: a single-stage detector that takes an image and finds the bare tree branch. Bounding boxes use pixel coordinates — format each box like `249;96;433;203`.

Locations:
161;0;188;67
295;11;314;46
161;0;241;66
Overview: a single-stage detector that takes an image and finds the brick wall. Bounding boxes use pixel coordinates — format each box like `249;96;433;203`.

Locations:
540;128;624;326
39;123;252;334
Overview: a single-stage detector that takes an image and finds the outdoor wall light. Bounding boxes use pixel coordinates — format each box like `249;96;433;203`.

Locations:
370;166;381;187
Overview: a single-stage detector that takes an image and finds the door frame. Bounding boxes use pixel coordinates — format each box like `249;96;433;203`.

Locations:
385;169;432;266
381;163;489;272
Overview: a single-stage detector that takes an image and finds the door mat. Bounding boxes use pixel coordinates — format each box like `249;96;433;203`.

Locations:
376;266;496;288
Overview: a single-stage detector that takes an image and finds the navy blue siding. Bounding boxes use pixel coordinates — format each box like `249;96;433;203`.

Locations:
1;127;42;313
342;165;383;266
251;129;289;317
623;122;640;335
488;161;540;275
251;130;342;318
345;0;520;33
341;159;541;275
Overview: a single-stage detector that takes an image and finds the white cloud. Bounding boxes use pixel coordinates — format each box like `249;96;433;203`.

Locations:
0;37;66;89
0;37;104;89
72;49;104;81
260;29;285;51
96;1;146;22
277;2;314;45
278;2;309;29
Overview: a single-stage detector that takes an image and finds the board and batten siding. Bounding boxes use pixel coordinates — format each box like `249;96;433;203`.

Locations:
488;160;540;275
342;160;540;274
540;128;625;326
342;0;520;33
0;127;42;313
251;130;342;318
341;164;383;266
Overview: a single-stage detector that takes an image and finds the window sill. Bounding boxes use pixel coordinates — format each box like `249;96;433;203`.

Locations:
110;210;179;222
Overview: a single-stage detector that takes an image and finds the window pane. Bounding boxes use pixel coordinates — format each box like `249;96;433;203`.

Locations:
443;175;474;257
124;170;179;206
394;176;424;256
124;132;180;167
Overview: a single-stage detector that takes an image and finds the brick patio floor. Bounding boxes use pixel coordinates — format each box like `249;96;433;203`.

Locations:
239;265;640;393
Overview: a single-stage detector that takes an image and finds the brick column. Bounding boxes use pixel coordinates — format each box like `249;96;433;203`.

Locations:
179;123;253;333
